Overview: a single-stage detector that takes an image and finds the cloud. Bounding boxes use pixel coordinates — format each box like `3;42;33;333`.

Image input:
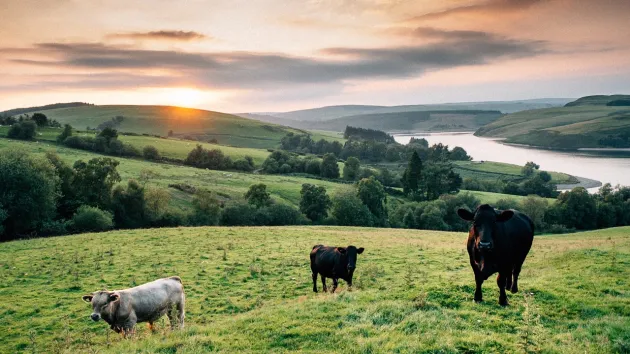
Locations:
3;34;548;92
107;30;209;41
407;0;544;22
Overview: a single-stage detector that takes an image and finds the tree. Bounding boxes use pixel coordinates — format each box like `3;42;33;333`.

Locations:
190;190;221;226
357;177;388;226
220;201;257;226
450;146;472;161
45;152;79;218
320;153;340;179
7;121;37;140
522;161;540;176
57;124;73;143
98;127;118;143
402;151;423;197
556;187;596;230
331;188;373;226
245;184;271;208
144;187;171;223
519;195;549;231
112;180;146;228
424;162;459;200
143;145;161;160
31;113;48;127
0;151;59;239
299;184;331;222
73;157;121;210
343;157;361;181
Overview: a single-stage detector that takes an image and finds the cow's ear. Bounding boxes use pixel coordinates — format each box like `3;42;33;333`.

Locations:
357;247;364;254
457;208;474;221
336;247;346;254
82;295;93;303
497;210;514;222
108;293;120;302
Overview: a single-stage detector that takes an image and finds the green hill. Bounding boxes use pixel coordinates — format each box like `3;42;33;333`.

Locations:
564;95;630;107
29;105;302;149
476;96;630;149
314;110;503;132
0;225;628;353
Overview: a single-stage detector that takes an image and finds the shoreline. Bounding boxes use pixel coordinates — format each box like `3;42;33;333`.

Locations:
556;176;602;191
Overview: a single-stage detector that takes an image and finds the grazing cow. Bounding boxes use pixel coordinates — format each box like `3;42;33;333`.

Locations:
82;276;185;335
310;245;364;293
457;205;534;306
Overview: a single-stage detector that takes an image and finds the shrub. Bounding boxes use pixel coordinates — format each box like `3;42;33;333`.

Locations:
71;206;114;233
7;121;37;140
331;188;373;227
257;204;307;226
152;208;189;227
220;202;258;226
233;156;255;172
40;220;71;237
143;145;161;160
190;190;221;226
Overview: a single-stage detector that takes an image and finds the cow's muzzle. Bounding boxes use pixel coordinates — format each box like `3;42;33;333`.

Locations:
478;242;493;251
91;313;101;322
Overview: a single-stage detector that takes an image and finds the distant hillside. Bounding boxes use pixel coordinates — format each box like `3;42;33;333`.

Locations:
246;98;572;123
565;95;630;107
0;102;92;117
31;105;302;149
476;95;630;149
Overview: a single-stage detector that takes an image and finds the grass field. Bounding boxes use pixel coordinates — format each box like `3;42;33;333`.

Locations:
31;105;303;149
454;161;578;184
475;103;630;149
0;226;628;353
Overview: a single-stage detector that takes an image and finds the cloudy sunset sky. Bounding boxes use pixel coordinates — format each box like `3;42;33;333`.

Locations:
1;0;629;112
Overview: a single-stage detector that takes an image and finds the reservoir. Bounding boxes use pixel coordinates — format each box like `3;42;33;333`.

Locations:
394;132;630;190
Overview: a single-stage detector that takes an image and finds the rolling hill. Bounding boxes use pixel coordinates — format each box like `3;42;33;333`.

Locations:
241;98;572;124
22;105;303;149
0;225;628;353
476;95;630;149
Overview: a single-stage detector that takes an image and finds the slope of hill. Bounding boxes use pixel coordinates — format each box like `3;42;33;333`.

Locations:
564;94;630;107
30;105;302;149
244;98;572;123
1;225;628;353
476;96;630;149
314;110;503;132
0;102;92;117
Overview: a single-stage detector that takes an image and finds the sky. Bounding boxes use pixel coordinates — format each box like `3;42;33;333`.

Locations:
1;0;629;113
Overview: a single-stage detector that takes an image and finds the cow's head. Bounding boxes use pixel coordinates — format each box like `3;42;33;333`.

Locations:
82;291;120;322
336;245;364;279
457;204;514;253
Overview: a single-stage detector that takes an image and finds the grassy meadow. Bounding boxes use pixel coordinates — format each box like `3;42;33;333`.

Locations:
31;105;304;149
0;226;628;353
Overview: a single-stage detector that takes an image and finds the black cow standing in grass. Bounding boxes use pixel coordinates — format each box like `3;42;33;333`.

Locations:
310;245;364;293
457;204;534;306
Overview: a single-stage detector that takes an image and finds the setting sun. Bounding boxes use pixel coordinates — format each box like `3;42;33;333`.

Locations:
166;88;204;108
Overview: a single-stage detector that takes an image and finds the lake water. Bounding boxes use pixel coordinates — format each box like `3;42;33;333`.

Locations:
394;132;630;190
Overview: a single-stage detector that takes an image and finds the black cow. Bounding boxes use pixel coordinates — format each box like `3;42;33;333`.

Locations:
310;245;364;293
457;204;534;306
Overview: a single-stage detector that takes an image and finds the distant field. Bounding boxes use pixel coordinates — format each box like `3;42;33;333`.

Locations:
31;105;302;148
454;161;577;184
0;226;628;353
476;102;630;149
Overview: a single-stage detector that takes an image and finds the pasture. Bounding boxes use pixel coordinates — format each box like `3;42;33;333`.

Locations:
0;226;628;353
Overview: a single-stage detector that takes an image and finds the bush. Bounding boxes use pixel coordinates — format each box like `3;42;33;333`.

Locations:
233;156;255;172
220;202;258;226
245;184;271;208
331;188;373;227
190;190;221;226
40;220;71;237
143;145;161;160
152;209;189;227
257;204;307;226
7;121;37;140
71;206;114;233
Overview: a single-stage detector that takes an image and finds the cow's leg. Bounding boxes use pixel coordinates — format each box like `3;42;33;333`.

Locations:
497;272;509;306
320;274;328;293
331;278;339;293
511;262;523;294
177;298;185;329
474;272;484;302
312;272;318;293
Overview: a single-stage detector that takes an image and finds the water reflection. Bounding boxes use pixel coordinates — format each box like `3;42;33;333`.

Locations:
394;133;630;189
